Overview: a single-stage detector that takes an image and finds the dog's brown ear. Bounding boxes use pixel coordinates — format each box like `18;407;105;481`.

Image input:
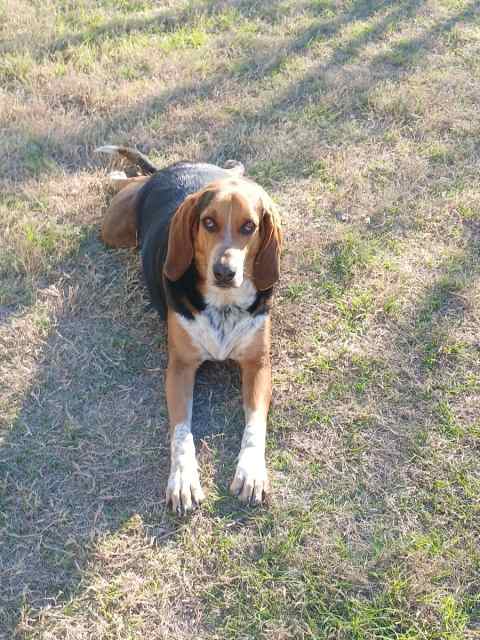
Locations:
164;188;215;281
254;194;282;291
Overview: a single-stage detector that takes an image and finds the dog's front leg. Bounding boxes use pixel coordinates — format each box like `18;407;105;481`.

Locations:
165;354;204;514
231;352;272;505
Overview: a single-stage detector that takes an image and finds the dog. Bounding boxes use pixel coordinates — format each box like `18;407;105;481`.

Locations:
97;146;282;514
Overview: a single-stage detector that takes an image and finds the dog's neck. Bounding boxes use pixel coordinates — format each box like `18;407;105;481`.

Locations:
164;269;273;321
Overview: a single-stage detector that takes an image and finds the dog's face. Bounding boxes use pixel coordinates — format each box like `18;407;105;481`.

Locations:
194;186;262;289
164;178;282;293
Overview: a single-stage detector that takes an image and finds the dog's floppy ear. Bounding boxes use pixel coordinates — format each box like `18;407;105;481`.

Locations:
164;188;215;281
254;194;282;291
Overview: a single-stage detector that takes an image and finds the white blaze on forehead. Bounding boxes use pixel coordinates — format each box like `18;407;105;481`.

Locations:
220;190;234;244
206;188;257;289
208;182;261;222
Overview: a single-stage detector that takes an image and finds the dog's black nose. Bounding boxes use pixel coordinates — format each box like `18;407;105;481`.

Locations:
213;262;236;284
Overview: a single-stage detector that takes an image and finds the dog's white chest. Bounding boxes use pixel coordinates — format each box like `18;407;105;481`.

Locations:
178;305;265;361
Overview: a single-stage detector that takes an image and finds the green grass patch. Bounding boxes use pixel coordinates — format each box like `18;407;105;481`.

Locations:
0;52;34;85
0;216;86;277
204;537;472;639
328;232;381;284
335;289;375;332
310;0;337;17
283;282;310;301
376;37;425;68
297;352;394;403
304;158;339;189
158;26;208;51
420;141;456;165
301;102;340;128
434;400;464;439
249;159;300;186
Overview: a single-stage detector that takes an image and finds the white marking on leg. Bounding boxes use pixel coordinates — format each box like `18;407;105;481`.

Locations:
230;409;268;504
166;421;204;513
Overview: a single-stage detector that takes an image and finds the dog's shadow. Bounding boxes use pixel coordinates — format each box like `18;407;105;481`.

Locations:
192;360;242;438
193;361;275;521
192;361;246;503
0;233;255;633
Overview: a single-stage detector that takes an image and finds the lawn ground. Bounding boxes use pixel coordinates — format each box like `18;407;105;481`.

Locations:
1;0;480;638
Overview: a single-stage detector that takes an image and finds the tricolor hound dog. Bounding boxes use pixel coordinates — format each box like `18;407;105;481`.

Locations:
97;146;282;514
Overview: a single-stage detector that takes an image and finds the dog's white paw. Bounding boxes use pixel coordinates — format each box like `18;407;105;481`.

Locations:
230;448;269;505
166;463;205;514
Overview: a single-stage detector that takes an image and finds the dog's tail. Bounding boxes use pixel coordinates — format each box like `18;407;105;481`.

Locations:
94;145;159;175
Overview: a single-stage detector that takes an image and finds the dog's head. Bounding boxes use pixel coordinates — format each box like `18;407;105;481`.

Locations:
164;178;282;292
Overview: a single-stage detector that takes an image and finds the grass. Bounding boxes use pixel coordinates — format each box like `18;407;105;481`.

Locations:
1;0;480;638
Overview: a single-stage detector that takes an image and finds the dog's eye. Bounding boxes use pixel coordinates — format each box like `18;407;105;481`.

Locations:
240;221;256;235
203;217;217;232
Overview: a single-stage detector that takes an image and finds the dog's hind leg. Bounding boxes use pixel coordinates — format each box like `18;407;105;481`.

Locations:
101;175;149;248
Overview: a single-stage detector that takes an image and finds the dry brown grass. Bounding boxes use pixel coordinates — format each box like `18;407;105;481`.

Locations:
1;0;480;638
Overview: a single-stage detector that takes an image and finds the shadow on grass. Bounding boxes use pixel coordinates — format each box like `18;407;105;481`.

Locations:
1;0;432;183
0;229;251;634
237;211;480;636
0;234;159;630
6;0;476;188
209;0;478;170
1;0;394;61
284;202;480;491
1;2;208;59
0;220;97;322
